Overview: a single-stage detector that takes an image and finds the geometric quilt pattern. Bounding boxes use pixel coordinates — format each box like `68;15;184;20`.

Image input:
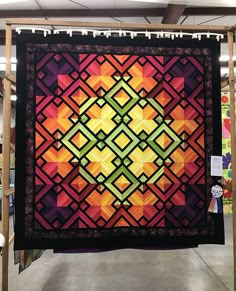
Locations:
14;36;224;249
35;53;205;229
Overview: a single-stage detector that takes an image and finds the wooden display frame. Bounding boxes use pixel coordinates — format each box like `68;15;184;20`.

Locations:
1;19;236;291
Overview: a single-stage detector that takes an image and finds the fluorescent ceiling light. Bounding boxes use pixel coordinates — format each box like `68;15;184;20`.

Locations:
220;55;230;61
0;0;30;4
0;57;17;64
0;64;16;71
219;55;236;61
11;95;17;101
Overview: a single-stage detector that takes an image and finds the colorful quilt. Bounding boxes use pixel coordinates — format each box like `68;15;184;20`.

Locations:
14;35;224;250
221;92;236;213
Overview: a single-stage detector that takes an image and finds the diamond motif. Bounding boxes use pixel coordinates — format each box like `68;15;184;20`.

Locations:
155;90;173;107
97;98;106;107
114;132;132;150
106;124;139;159
114;175;131;191
114;89;131;107
155;132;173;150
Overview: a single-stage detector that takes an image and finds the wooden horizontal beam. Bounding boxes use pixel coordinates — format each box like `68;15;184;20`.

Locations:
6;19;230;31
1;7;236;18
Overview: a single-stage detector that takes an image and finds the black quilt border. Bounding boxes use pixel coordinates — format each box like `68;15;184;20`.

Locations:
14;34;224;250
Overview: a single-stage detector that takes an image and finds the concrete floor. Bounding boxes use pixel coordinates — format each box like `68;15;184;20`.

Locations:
0;215;233;291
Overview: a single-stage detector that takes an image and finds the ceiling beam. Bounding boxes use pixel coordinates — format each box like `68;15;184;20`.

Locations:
162;4;186;24
0;7;236;18
185;7;236;15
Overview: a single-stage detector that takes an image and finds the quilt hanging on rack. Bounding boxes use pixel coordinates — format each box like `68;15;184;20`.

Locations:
221;91;236;213
14;34;224;250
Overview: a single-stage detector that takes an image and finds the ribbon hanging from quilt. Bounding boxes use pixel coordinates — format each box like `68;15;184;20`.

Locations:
14;35;224;250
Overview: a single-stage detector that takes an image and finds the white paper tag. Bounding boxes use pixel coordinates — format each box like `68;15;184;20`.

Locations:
210;156;223;176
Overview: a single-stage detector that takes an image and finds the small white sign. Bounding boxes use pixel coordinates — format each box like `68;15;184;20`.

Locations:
211;156;223;177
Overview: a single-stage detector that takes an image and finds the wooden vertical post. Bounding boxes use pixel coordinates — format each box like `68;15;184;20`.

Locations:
2;23;12;291
228;30;236;291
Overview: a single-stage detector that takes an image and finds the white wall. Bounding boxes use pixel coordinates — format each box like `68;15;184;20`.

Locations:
0;45;16;59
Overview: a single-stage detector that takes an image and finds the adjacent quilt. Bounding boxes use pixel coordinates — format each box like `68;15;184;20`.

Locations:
14;35;224;250
221;92;235;213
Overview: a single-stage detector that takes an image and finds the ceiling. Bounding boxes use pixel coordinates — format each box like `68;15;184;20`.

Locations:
0;0;236;26
0;0;236;81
